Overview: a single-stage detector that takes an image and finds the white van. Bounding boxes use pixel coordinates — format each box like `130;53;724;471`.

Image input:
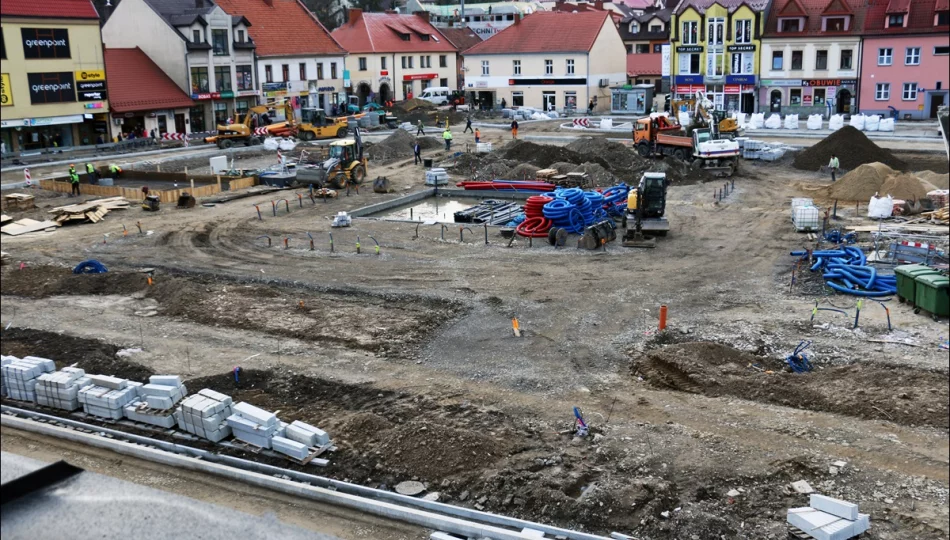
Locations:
419;86;452;105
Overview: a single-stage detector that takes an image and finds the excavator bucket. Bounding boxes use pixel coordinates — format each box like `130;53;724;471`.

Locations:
622;229;656;248
177;192;196;209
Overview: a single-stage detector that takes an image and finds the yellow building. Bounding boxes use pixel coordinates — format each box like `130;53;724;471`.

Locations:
1;0;110;153
669;0;772;114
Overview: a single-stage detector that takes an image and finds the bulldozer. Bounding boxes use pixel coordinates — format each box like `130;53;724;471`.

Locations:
622;172;670;248
205;100;294;149
295;126;367;189
297;108;349;141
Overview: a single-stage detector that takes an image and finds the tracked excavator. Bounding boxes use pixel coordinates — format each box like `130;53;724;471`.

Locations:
690;91;742;139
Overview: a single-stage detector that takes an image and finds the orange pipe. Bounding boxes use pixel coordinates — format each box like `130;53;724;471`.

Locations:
659;305;668;331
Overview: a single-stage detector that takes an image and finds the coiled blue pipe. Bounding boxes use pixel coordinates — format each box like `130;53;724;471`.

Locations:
794;247;896;296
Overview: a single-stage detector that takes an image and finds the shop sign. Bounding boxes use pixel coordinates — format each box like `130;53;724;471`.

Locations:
28;114;84;127
507;77;586;86
262;82;287;92
379;76;392;84
0;73;12;107
316;86;335;92
727;44;756;52
725;74;756;85
661;44;671;78
75;69;106;82
219;91;235;99
380;70;389;76
724;84;741;94
236;89;260;97
675;84;704;94
343;70;351;88
84;102;105;109
676;46;703;53
761;79;802;87
674;75;703;84
27;72;76;104
21;28;70;59
78;80;106;92
403;73;438;81
802;79;857;87
79;89;107;101
803;94;813;105
476;81;488;88
1;119;29;128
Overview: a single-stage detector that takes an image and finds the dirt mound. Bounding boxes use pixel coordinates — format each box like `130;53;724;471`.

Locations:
393;98;435;113
0;328;154;381
508;163;540;180
572;162;617;186
826;162;938;201
633;342;948;428
917;171;950;189
377;420;512;478
391;99;466;127
501;140;610;170
368;129;439;161
548;161;578;174
793;126;906;171
880;173;932;200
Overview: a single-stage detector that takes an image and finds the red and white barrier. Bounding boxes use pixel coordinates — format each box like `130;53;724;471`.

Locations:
161;133;187;140
572;118;590;128
254;127;269;135
24;168;32;185
899;241;931;250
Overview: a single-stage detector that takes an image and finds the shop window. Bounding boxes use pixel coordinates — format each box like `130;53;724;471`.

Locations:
815;50;828;70
564;91;577;111
191;66;209;93
235;100;249;118
512;91;524;107
875;83;890;100
237;65;253;90
840;50;853;70
214;66;232;92
790;88;802;105
190;106;206;132
791;51;803;70
212;29;229;56
813;89;826;105
772;51;783;70
214;102;229;125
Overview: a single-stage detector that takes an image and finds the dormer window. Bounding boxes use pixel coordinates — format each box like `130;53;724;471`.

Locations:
888;14;905;27
237;29;245;43
399;33;410;41
193;29;201;43
780;18;802;32
937;11;949;25
824;17;846;31
630;21;640;33
421;34;430;41
650;24;662;32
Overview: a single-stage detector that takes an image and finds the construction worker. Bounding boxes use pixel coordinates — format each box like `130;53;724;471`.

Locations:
463;115;473;134
828;153;840;182
109;163;123;178
68;163;77;177
510;119;519;139
85;162;98;184
474;128;481;144
442;128;453;151
416;119;425;136
69;170;81;196
413;140;422;165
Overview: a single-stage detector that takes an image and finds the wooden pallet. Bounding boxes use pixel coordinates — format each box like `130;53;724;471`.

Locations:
230;439;264;454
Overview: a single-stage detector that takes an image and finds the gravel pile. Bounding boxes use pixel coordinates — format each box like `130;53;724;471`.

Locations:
793;126;906;171
368;129;439;161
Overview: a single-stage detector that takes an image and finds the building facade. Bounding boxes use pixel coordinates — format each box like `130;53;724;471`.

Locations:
407;0;543;40
332;10;458;104
669;0;771;114
858;0;949;120
103;0;257;134
462;11;627;112
214;0;346;114
759;0;862;116
1;0;110;152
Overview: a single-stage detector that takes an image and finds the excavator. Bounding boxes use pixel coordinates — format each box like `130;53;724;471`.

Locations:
295;125;367;189
622;172;670;248
689;91;742;139
297;108;349;141
633;115;740;177
205;100;294;149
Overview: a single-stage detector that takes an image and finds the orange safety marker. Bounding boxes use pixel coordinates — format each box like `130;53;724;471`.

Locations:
147;276;154;286
658;305;668;331
512;318;521;337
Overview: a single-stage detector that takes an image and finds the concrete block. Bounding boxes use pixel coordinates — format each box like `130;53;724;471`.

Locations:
198;388;232;406
231;428;272;449
145;395;175;410
811;494;859;521
272;436;308;460
787;508;854;540
22;356;56;372
289;420;330;445
88;375;128;390
149;375;183;387
141;383;178;398
521;528;545;538
233;402;277;427
853;514;870;535
284;424;317;447
61;367;86;377
790;480;814;494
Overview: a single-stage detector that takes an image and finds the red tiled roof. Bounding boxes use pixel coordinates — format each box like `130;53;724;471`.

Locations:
765;0;867;36
0;0;98;19
436;26;482;52
463;11;611;55
885;0;912;12
332;10;457;54
104;48;195;113
626;53;662;76
213;0;345;57
936;0;949;10
864;0;948;35
674;0;771;14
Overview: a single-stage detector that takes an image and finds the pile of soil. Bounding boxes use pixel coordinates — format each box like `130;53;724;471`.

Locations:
391;99;467;127
917;171;950;190
572;162;617;186
368;129;439;161
565;137;647;172
500;140;611;171
548;161;578;174
793;126;906;171
451;153;516;180
0;328;154;381
826;162;944;201
508;163;540;180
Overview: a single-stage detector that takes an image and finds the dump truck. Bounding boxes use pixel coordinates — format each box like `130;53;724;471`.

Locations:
205;100;294;148
633;116;740;177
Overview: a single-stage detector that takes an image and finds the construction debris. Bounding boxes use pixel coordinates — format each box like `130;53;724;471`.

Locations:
4;193;35;211
48;197;130;225
0;218;60;236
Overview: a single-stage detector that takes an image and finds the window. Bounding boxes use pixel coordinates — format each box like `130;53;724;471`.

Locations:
426;56;432;68
936;46;950;55
772;51;783;70
330;62;337;79
401;56;407;69
399;33;410;41
281;64;289;82
825;17;845;31
707;17;724;45
420;34;430;41
875;83;890;100
938;12;950;25
316;63;324;79
888;14;905;27
682;21;698;45
190;66;209;93
193;29;201;43
653;43;662;53
731;52;753;74
630;22;640;33
265;65;273;83
481;60;489;76
780;18;801;32
420;55;425;68
650;24;662;32
566;59;575;75
439;78;448;87
790;88;802;105
544;59;553;75
237;29;245;43
815;50;828;70
813;88;826;105
235;100;248;117
840;49;853;70
512;91;524;107
214;65;231;91
358;57;367;71
905;47;920;65
902;82;918;100
878;48;893;65
380;57;387;70
214;102;228;125
513;59;521;75
299;62;307;80
791;51;803;70
735;19;752;44
635;44;650;54
439;55;447;68
679;53;701;74
212;29;229;56
626;44;633;53
236;65;253;91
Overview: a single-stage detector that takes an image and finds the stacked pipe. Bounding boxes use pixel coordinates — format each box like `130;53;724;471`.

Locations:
516;195;553;238
791;246;897;297
456;180;555;192
601;185;630;217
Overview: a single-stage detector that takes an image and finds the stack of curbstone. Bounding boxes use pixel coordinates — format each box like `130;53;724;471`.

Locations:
271;420;332;461
78;375;141;420
35;367;91;411
787;494;870;540
124;375;188;428
1;356;55;402
1;356;14;397
227;402;281;449
175;389;234;442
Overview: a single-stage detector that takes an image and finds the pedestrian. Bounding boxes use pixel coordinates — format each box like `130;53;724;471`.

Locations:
413;140;422;165
828;153;840;182
96;135;104;145
69;171;81;196
442;128;453;151
510;119;519;139
463;115;473;134
416;119;425;136
500;98;507;110
85;162;98;184
407;90;414;100
474;127;481;144
109;163;123;178
587;99;594;116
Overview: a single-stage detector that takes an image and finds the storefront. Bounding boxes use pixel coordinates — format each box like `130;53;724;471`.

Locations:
1;113;108;151
402;73;439;100
611;84;655;114
672;75;704;105
759;78;856;116
723;75;756;114
189;90;257;132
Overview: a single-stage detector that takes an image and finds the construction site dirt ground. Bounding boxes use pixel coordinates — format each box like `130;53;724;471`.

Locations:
2;126;948;540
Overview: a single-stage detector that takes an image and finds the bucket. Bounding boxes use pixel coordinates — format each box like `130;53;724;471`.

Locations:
423;158;433;168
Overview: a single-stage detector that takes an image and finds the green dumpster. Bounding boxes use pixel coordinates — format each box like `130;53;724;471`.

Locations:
894;264;940;305
914;274;949;318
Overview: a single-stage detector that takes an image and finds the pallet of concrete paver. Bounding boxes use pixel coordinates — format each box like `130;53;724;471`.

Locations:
232;402;277;427
2;356;55;402
226;413;279;449
271;436;310;461
35;368;91;411
78;378;139;419
175;389;234;442
285;420;331;447
124;401;178;428
535;168;558;180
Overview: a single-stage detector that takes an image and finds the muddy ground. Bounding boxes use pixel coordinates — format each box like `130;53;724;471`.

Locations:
2;124;948;539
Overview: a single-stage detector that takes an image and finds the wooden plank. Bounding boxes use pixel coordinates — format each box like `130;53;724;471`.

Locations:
1;218;61;236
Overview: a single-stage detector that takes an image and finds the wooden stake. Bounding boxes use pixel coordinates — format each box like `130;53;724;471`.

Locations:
216;175;222;190
190;178;195;192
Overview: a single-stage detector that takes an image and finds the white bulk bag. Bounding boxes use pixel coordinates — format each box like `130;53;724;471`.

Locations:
864;114;881;131
828;114;844;130
806;115;823;130
748;113;765;129
764;114;783;129
262;137;280;151
784;114;800;129
849;114;866;130
879;118;895;132
867;195;894;219
278;138;297;151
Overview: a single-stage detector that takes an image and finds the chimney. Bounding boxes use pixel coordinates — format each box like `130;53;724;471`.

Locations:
595;0;604;10
415;10;430;22
348;8;363;25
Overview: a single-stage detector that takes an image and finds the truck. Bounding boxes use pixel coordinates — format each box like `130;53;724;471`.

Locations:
632;116;740;177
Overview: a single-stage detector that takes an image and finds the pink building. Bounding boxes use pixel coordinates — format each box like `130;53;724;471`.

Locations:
859;0;950;119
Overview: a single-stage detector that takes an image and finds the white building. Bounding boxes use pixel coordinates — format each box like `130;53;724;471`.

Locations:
102;0;258;133
462;11;627;112
406;0;545;40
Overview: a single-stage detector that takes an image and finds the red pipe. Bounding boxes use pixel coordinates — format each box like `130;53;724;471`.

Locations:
516;216;552;238
524;195;553;218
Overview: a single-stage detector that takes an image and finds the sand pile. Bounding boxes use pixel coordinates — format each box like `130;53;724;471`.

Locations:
368;129;439;161
794;126;906;171
917;171;950;190
826;162;943;200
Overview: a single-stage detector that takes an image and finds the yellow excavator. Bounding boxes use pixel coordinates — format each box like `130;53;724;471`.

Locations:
691;91;742;139
205;100;295;149
296;125;367;189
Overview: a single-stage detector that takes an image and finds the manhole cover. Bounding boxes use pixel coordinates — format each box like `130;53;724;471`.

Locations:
395;481;425;496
